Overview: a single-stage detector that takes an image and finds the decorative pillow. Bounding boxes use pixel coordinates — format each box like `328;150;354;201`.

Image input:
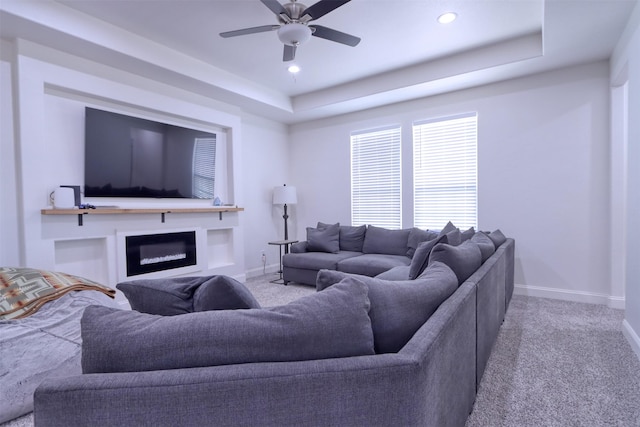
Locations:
438;221;458;236
446;229;462;246
488;229;507;248
428;241;482;285
461;227;475;242
82;280;374;374
116;276;204;315
316;262;458;353
290;241;308;253
307;223;340;253
408;234;448;280
318;222;366;252
116;275;260;316
470;231;496;263
362;225;410;256
407;228;439;258
192;276;261;311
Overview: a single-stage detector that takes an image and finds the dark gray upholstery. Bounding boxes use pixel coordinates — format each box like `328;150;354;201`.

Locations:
438;221;458;236
374;265;410;280
317;262;458;353
116;275;260;315
82;280;374;374
306;223;340;253
408;234;448;279
319;222;366;252
407;227;439;257
488;229;507;248
470;231;496;263
283;250;361;270
35;236;516;427
429;240;482;285
362;225;410;256
461;227;475;242
337;253;411;276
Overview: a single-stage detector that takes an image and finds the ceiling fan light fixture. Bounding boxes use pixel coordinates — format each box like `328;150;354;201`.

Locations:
288;64;301;73
278;23;312;46
437;12;457;24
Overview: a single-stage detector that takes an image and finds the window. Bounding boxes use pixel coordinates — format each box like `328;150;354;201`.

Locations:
192;137;216;199
351;126;402;229
413;113;477;230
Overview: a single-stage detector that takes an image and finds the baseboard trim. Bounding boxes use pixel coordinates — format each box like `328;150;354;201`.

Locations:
623;319;640;363
245;264;280;279
514;284;625;309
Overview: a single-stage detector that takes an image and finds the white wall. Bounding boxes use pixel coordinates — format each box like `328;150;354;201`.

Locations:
0;40;20;267
290;61;615;306
1;39;289;284
611;1;640;359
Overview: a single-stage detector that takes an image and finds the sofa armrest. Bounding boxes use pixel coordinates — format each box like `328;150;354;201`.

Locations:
34;354;422;427
290;241;308;253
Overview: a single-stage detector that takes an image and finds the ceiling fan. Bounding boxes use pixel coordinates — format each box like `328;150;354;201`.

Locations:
219;0;361;62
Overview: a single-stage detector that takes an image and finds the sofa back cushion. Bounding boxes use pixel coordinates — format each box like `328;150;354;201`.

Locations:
470;231;496;263
407;228;439;258
428;241;482;285
317;262;458;353
82;280;374;374
488;229;507;248
408;234;448;279
362;225;410;256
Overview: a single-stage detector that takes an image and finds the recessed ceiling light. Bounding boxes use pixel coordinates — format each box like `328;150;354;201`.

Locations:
288;65;301;74
438;12;457;24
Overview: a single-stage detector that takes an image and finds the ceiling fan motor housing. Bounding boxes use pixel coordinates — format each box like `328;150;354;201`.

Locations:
278;23;312;46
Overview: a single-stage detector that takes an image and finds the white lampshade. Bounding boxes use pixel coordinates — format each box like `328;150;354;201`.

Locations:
273;185;297;205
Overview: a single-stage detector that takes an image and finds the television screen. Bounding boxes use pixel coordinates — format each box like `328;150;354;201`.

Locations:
84;107;217;199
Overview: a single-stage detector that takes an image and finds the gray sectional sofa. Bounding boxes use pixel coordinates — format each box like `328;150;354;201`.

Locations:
33;224;515;427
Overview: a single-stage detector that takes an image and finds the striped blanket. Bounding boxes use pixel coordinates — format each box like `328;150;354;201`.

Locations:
0;267;116;320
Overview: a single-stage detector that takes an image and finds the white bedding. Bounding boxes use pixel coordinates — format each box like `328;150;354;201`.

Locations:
0;291;120;423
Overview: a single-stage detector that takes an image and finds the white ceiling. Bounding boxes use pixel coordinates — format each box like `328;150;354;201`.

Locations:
0;0;636;124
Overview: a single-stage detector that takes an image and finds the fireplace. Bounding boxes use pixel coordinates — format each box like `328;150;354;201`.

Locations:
117;229;204;281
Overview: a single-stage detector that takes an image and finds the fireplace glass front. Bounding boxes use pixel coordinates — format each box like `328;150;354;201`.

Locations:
125;231;197;277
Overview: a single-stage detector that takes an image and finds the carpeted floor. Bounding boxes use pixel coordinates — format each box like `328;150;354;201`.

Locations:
466;295;640;427
4;276;640;426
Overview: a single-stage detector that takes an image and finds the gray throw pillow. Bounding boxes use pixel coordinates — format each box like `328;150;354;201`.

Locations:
407;228;439;258
438;221;458;236
307;223;340;253
319;222;366;252
317;262;458;353
116;275;260;315
446;229;462;246
470;231;496;263
488;229;507;248
362;225;410;256
408;234;448;279
82;279;374;374
116;276;205;315
461;227;475;242
428;240;482;285
193;276;261;311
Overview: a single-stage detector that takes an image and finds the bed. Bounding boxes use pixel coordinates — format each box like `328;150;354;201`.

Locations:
0;267;118;423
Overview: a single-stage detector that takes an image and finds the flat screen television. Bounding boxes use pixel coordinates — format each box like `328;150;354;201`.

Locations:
84;107;217;199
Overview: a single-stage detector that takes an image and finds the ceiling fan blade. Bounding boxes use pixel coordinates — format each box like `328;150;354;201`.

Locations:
260;0;289;17
302;0;351;20
310;25;360;47
283;44;297;61
220;25;280;38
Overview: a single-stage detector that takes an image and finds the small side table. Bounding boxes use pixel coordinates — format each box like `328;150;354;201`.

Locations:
268;239;298;285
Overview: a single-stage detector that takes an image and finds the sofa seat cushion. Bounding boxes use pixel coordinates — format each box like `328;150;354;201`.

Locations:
116;275;260;316
337;254;411;277
375;266;410;281
283;251;362;270
317;261;458;353
81;280;375;374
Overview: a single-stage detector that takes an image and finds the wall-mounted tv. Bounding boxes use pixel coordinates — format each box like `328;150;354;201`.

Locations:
84;107;217;199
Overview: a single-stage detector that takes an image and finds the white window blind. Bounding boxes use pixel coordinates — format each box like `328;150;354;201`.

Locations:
413;113;477;230
192;137;216;199
351;126;402;229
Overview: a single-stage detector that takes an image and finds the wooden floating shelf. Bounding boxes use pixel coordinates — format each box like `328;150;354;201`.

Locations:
41;207;244;226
